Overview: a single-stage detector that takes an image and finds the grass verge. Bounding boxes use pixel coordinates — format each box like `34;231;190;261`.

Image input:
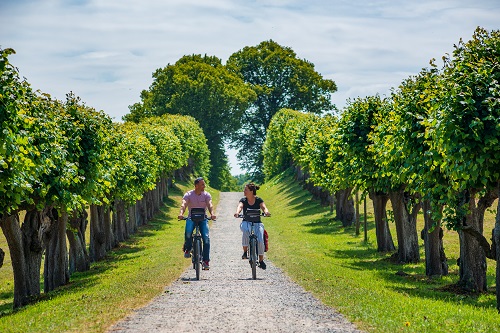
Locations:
0;180;219;333
260;171;499;333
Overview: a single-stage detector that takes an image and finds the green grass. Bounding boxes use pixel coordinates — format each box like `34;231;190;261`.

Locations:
260;172;500;332
0;181;219;333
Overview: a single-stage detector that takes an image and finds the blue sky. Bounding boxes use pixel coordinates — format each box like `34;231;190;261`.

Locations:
1;0;498;175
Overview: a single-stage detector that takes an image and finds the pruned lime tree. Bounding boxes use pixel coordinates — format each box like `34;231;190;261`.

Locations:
423;27;500;295
298;114;339;195
263;109;304;179
0;48;67;307
371;67;448;274
333;96;396;251
144;114;210;181
263;109;336;208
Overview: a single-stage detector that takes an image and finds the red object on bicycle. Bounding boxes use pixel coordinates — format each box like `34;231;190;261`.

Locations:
264;229;269;252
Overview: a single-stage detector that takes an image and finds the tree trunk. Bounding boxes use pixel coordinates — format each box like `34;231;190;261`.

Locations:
0;248;4;268
128;204;138;235
457;189;496;292
21;208;46;297
364;196;368;242
369;191;395;252
148;190;155;220
335;189;355;227
113;200;128;244
89;204;107;262
66;209;90;274
134;200;142;226
389;190;421;263
355;191;360;236
493;191;500;312
103;205;114;251
145;192;152;221
421;200;448;277
139;197;147;226
43;208;69;293
153;182;160;213
1;212;33;308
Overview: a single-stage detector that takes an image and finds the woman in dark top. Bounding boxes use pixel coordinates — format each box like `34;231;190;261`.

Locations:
234;183;271;269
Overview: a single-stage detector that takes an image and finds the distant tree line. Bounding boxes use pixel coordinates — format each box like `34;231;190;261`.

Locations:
124;40;337;186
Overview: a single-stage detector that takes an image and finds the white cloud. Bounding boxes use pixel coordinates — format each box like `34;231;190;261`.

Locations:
1;0;498;174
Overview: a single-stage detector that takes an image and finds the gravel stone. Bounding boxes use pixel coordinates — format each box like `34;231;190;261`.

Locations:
108;192;363;333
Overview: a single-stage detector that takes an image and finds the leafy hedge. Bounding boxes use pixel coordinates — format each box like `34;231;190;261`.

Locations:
0;47;210;308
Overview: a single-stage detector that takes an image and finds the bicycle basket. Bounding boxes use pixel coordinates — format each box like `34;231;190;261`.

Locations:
244;208;261;222
190;208;206;222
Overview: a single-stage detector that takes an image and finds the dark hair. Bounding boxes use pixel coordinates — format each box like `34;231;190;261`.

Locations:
194;177;204;185
246;183;260;195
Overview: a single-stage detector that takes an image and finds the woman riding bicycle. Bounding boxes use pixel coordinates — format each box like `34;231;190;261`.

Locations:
233;183;270;269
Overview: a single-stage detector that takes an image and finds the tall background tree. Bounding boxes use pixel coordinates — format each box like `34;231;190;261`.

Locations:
226;40;337;181
124;54;256;190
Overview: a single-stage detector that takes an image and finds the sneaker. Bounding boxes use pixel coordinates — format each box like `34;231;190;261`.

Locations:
259;261;266;270
184;250;191;258
242;251;248;259
202;260;210;270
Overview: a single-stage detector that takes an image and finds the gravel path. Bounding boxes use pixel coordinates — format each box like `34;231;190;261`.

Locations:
108;192;363;333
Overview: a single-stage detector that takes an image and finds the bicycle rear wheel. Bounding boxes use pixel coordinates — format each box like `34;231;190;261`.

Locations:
194;237;202;280
249;237;257;280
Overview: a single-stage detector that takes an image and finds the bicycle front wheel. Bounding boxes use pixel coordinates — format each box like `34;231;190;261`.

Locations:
249;237;257;280
194;238;202;280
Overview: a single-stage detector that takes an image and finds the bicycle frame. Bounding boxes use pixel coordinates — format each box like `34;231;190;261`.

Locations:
248;221;259;280
192;220;203;280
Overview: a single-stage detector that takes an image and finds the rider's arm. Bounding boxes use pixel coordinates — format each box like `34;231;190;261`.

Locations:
234;202;244;217
208;199;216;220
178;199;188;220
260;202;271;216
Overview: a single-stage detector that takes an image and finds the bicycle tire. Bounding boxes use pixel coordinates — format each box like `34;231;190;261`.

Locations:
250;237;257;280
194;237;202;280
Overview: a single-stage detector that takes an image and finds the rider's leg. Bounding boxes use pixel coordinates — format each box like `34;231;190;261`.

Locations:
240;221;250;254
199;219;210;262
184;218;195;252
256;223;266;267
256;223;265;257
240;221;251;259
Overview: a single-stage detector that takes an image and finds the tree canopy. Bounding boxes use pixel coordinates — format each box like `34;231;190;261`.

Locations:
226;40;337;181
124;54;256;189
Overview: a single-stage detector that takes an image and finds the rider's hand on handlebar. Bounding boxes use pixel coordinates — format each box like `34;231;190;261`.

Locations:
178;215;185;220
264;212;271;217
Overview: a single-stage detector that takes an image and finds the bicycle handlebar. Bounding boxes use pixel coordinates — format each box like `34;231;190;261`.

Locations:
178;216;215;221
235;212;270;218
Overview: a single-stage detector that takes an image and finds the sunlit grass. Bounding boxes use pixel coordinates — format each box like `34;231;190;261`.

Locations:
261;171;499;333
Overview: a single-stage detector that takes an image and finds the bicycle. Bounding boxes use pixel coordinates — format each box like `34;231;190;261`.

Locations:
237;209;268;280
180;208;212;280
